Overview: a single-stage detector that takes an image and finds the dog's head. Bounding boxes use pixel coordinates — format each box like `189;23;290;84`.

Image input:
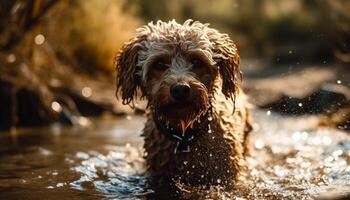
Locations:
116;20;241;132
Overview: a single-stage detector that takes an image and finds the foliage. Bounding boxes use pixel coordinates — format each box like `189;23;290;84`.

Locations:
45;0;141;72
135;0;350;62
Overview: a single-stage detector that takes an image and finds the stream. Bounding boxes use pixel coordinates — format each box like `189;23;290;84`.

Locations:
0;110;349;199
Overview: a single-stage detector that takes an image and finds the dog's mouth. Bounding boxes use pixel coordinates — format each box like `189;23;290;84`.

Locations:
154;98;210;130
161;102;195;117
153;111;200;135
172;100;190;108
155;100;207;128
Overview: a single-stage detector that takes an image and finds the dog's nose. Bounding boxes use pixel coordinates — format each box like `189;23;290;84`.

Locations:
170;83;191;101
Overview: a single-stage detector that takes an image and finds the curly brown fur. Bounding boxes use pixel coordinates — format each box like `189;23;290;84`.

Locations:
115;20;252;189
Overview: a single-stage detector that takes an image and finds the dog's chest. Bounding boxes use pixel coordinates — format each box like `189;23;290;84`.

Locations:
142;92;248;186
173;128;238;186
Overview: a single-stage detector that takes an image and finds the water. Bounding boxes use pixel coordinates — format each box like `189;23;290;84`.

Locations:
0;111;349;199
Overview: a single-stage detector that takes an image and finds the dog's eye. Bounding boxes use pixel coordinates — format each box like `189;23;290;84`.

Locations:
192;58;204;69
153;60;168;71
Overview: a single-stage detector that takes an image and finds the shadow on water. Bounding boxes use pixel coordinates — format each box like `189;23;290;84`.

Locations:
0;111;350;199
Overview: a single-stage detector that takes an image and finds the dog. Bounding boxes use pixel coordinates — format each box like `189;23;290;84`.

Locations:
115;20;252;189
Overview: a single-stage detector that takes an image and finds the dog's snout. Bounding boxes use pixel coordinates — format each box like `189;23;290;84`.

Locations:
170;83;191;101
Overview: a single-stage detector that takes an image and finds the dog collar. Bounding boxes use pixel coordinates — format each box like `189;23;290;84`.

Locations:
152;108;211;154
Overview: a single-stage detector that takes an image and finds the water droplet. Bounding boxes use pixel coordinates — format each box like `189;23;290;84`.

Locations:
266;110;271;116
325;156;334;162
208;124;212;133
298;103;303;107
56;183;64;187
301;131;308;140
7;54;16;63
38;147;52;156
337;80;342;84
332;149;343;157
322;136;332;145
288;50;293;54
34;34;45;45
51;101;62;112
292;131;301;141
81;87;92;97
254;140;265;149
77;117;90;126
76;152;89;159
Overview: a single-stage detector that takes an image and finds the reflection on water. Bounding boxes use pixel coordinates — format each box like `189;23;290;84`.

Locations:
0;111;349;199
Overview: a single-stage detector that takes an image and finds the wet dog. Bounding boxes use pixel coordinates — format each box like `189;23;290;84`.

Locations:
115;20;252;189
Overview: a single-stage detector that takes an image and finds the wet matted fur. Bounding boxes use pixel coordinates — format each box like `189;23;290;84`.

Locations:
115;20;252;189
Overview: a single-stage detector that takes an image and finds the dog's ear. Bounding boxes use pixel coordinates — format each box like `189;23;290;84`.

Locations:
115;35;146;105
210;32;242;99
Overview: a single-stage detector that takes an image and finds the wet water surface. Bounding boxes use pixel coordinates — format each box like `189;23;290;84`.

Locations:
0;111;349;199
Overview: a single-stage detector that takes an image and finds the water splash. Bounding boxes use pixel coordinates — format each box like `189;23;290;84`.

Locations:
70;145;152;199
241;110;350;199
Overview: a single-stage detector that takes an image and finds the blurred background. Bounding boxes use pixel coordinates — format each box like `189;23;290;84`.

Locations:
0;0;349;130
0;1;350;199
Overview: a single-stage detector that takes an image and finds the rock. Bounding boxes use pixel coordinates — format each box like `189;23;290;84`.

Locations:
0;47;142;131
243;63;349;115
243;65;338;108
0;75;58;131
0;80;14;130
317;193;350;200
261;84;349;115
243;62;349;131
319;107;350;131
